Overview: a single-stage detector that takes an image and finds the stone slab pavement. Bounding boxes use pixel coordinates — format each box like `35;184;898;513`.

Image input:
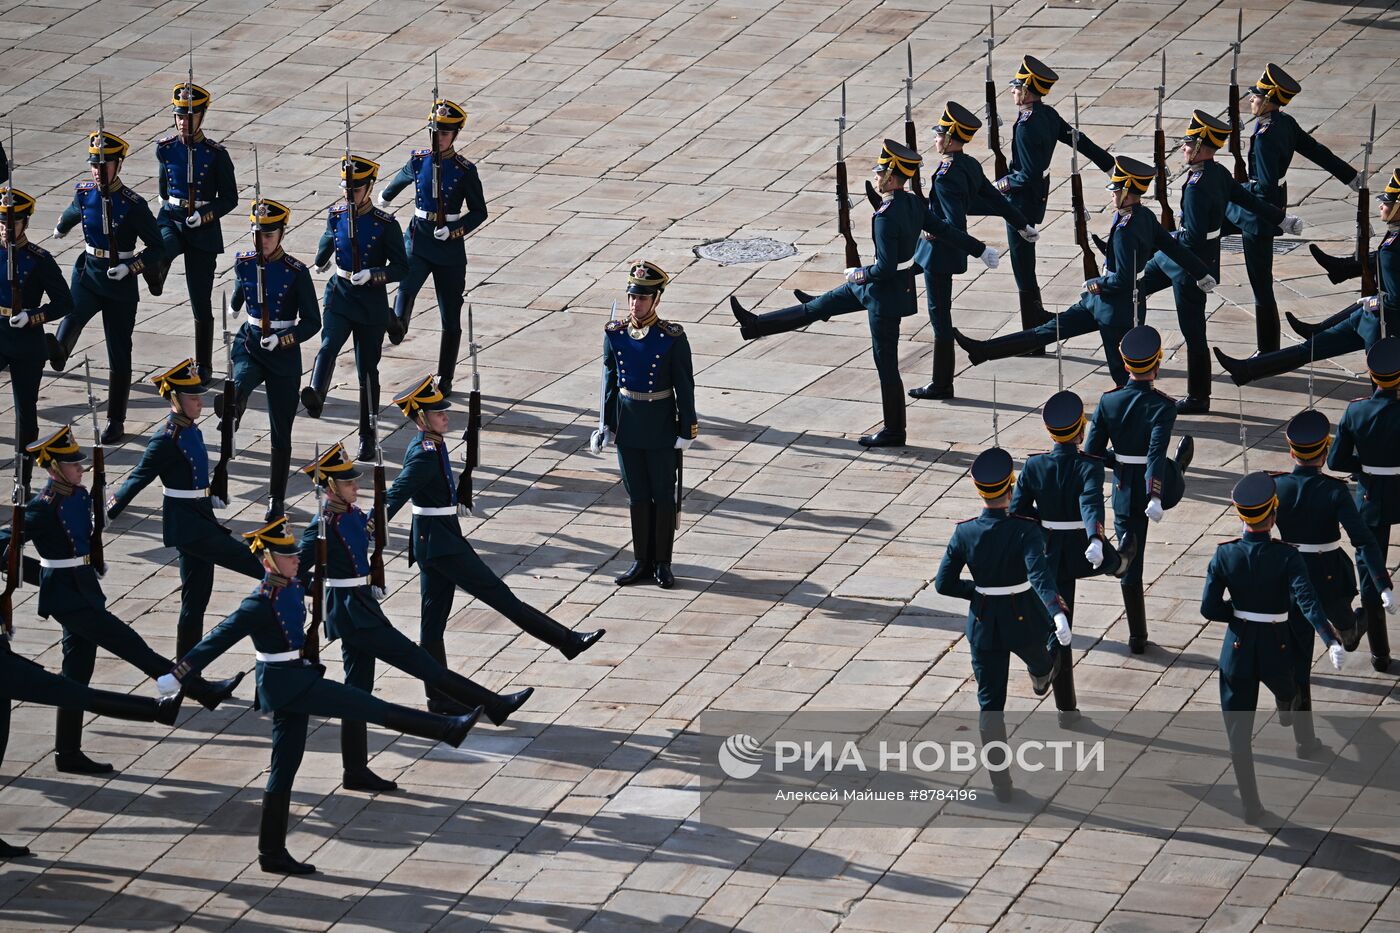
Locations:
2;0;1400;930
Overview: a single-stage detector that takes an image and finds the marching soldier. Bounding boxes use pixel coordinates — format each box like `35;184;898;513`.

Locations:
1226;64;1360;353
935;447;1069;801
159;517;484;875
1011;390;1139;723
149;81;239;377
1327;337;1400;672
1216;167;1400;387
598;261;696;588
0;426;241;775
995;56;1115;331
49;130;165;443
377;97;487;393
223;197;321;519
954;156;1214;387
300;155;407;462
386;375;604;683
106;360;264;658
1202;472;1345;824
1;185;72;482
731;140;992;447
1139;111;1297;412
1083;326;1194;653
298;444;533;794
909;102;1036;400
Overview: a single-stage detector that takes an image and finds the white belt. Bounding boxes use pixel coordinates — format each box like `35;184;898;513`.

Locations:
162;487;209;499
974;581;1032;596
412;505;457;516
164;196;210;210
256;650;302;663
1234;610;1288;624
247;315;295;331
1114;453;1148;465
86;245;135;260
1041;520;1084;531
413;208;465;221
620;388;672;401
1286;540;1341;553
0;307;35;317
325;576;369;588
1362;464;1400;475
895;258;915;271
39;556;90;569
334;265;354;279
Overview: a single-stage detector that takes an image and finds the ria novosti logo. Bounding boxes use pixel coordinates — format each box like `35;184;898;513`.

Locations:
718;734;764;779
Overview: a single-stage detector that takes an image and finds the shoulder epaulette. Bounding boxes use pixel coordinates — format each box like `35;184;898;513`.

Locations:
205;138;225;151
1268;470;1287;477
1152;387;1175;403
454;153;476;170
330;204;348;215
1221;537;1241;545
411;148;431;158
76;181;95;192
161;415;183;438
282;254;307;271
1009;513;1038;523
955;516;977;525
23;242;49;259
157;134;177;147
659;320;684;336
1078;451;1103;461
371;206;395;223
118;187;147;204
605;319;627;333
874;200;891;216
236;249;256;261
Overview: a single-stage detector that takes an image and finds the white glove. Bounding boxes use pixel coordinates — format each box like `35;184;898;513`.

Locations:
1053;613;1072;646
1349;174;1364;193
457;503;470;518
980;247;1000;269
106;263;131;281
1018;225;1040;243
1145;497;1164;523
845;266;867;285
349;269;373;286
433;226;451;241
1084;538;1104;569
1195;274;1217;293
8;310;29;328
674;437;694;451
1329;643;1345;669
210;495;227;510
588;427;614;454
260;334;279;352
185;213;203;229
920;231;936;242
156;673;181;697
1383;589;1396;615
51;225;66;241
1281;214;1304;236
1362;295;1381;314
375;192;391;209
371;585;387;602
314;260;331;274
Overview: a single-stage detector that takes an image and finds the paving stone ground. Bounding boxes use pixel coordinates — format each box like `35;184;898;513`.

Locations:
3;0;1400;930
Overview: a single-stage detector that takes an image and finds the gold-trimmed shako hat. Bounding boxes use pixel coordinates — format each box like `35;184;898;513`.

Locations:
429;98;467;132
1184;110;1230;150
26;425;85;467
1011;56;1058;97
1248;63;1301;105
302;443;362;486
971;447;1015;500
877;139;921;178
1379;168;1400;204
626;259;669;297
243;516;300;557
151;359;209;398
87;131;128;165
936;101;982;143
1120;326;1163;374
1;186;36;221
250;197;291;232
1043;390;1086;443
171;82;211;114
1286;408;1331;460
1108;155;1154;194
1233;471;1278;527
341;154;380;190
1367;336;1400;389
394;373;452;418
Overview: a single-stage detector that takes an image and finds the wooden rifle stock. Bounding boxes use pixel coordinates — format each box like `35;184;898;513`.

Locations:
904;120;924;200
370;463;387;590
1360;184;1376;298
836;161;860;269
458;391;480;509
1228;86;1246;182
89;446;105;571
1071;172;1099;280
210;377;234;503
1154;130;1175;231
986;80;1009;180
2;495;22;636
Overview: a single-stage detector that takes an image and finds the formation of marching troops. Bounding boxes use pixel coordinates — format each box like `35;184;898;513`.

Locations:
0;35;1396;870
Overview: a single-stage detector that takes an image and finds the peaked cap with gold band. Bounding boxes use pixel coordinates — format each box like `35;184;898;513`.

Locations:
26;425;85;467
171;82;211;114
394;373;451;418
250;197;291;231
1;186;36;221
1248;63;1301;106
1183;110;1231;150
1011;56;1058;97
243;516;300;556
1285;409;1331;461
1107;155;1154;194
971;447;1014;500
341;155;380;189
429;99;467;131
626;260;669;296
1379;168;1400;204
1120;326;1163;375
1367;336;1400;389
151;359;209;398
1232;472;1278;527
936;102;982;143
87;131;129;165
877;139;921;178
1043;391;1086;443
302;443;362;485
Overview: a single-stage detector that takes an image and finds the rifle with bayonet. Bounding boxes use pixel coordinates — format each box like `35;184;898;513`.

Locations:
210;291;234;505
984;7;1010;180
96;82;114;254
4;124;18;314
185;35;197;220
306;444;325;663
84;358;105;573
431;53;445;229
589;302;618;454
456;303;481;510
904;43;924;200
835;83;861;269
254;145;269;332
1359;106;1377;299
1154;52;1176;232
370;413;387;592
2;421;23;638
1071;95;1100;280
1227;10;1247;183
343;86;359;275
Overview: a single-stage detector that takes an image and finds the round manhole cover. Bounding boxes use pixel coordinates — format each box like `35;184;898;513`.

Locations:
694;236;797;266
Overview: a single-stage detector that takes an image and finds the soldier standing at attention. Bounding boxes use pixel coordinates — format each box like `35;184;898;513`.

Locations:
597;261;697;589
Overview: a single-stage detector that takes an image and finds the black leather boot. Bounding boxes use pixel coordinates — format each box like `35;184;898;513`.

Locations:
390;291;411;346
1287;308;1353;339
54;708;112;774
1122;581;1149;654
1174;435;1194;476
194;317;214;380
615;503;655;586
1308;243;1363;284
1052;640;1079;727
793;289;817;304
654;506;676;589
437;331;462;396
435;671;534;726
512;603;605;660
1018;289;1050;355
1109;532;1139;579
1029;649;1062;697
1365;601;1391;672
1230;744;1271;825
47;332;74;373
382;704;483;748
1292;684;1322;759
87;689;183;727
952;326;1047;366
909;339;956;400
730;297;821;341
421;641;472;716
100;375;130;445
1212;343;1311;387
266;447;291;522
300;386;324;419
142;258;170;297
1176;345;1212;414
0;838;31;858
341;722;399;793
1256;304;1281;354
979;713;1014;802
180;671;246;711
356;384;377;462
258;791;316;875
860;383;906;448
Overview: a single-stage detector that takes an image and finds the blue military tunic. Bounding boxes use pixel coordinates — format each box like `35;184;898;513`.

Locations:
1088;207;1207;328
109;413;232;548
1329;387;1400;528
1011;444;1108;586
229;249;322;368
0;481;105;618
1170;159;1283;279
914;152;1026;276
996;102;1114;225
384;430;467;565
1084;380;1185;515
602;318;698;450
380;148;488;263
808;190;924;321
0;241;72;350
56;182;164;296
1308;228;1400;354
1226;110;1356;235
313;204;408;324
154;133;238;253
1275;466;1390;607
298;505;381;641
